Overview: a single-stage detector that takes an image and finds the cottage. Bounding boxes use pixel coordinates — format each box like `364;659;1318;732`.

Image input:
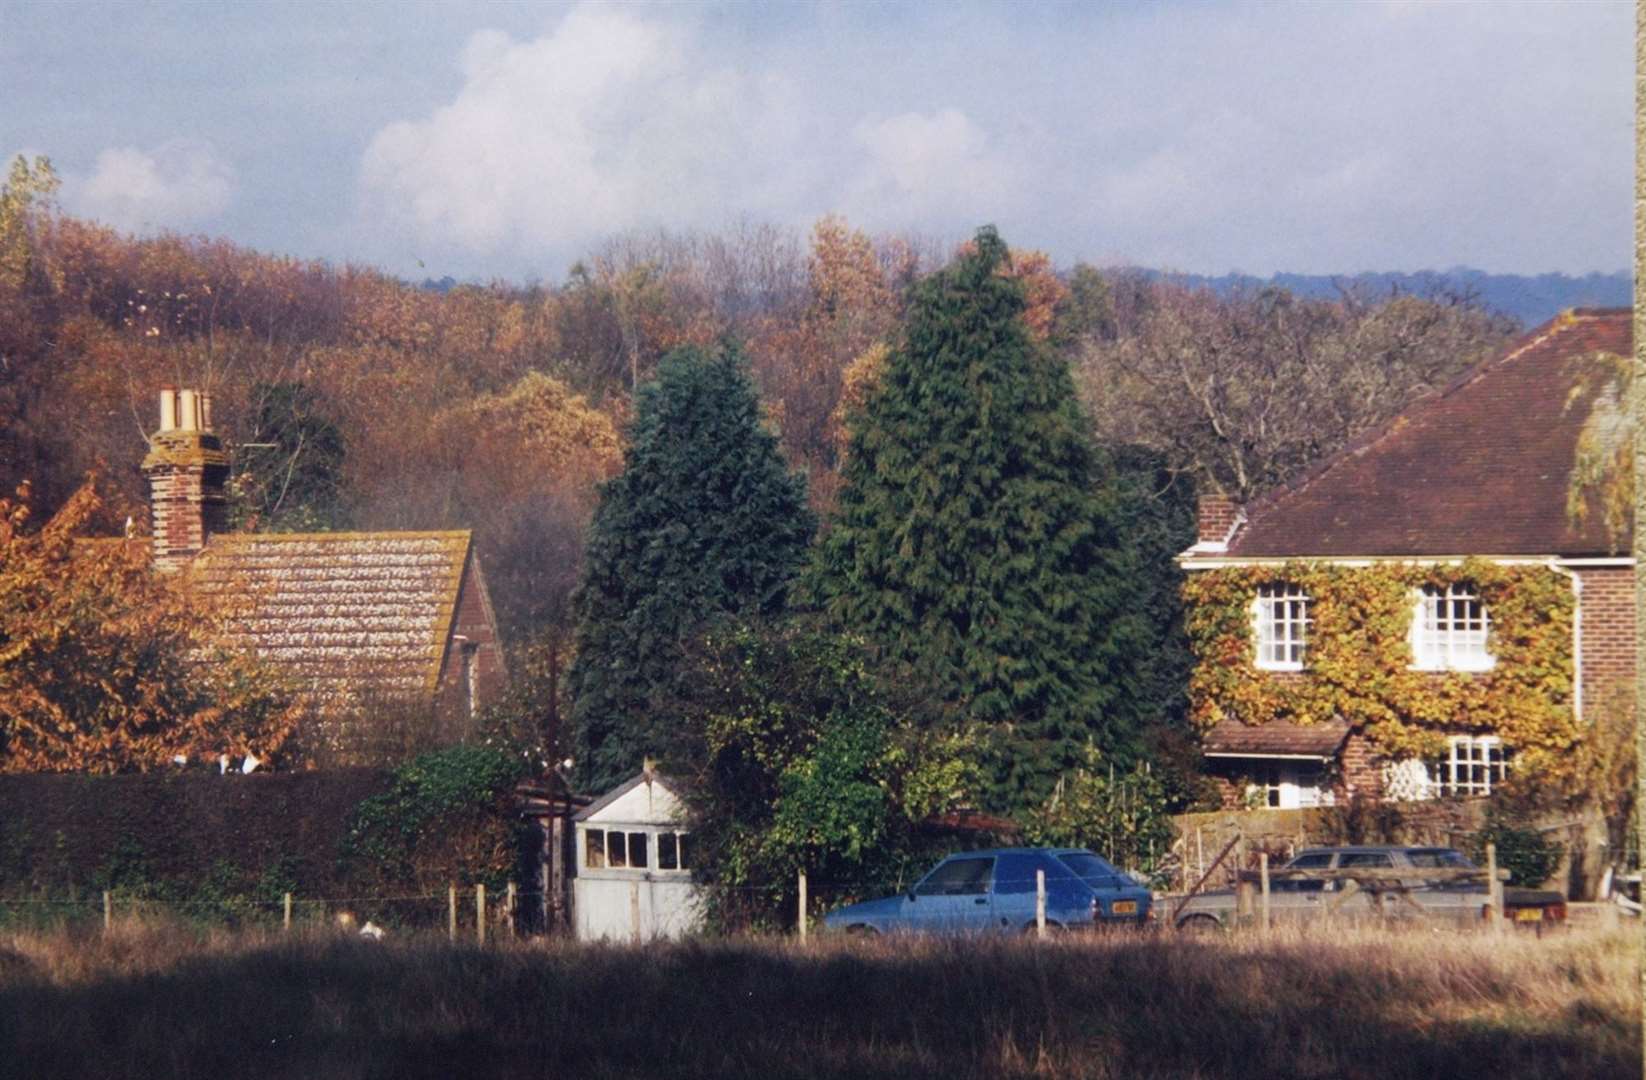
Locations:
140;387;508;760
1179;309;1634;809
572;769;701;941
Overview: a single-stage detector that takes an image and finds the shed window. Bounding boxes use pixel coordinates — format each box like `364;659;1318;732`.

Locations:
583;828;653;870
657;831;692;871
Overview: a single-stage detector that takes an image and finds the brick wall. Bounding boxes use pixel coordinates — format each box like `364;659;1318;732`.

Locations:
1196;494;1241;545
1575;565;1634;719
436;553;509;735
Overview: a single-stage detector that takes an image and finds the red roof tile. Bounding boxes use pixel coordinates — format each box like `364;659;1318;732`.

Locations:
194;531;471;702
1218;309;1633;559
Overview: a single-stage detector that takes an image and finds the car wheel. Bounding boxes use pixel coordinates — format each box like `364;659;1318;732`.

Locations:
1176;914;1223;933
1022;921;1065;935
846;924;878;937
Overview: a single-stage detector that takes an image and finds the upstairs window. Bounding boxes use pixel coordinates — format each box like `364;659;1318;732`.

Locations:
1254;583;1311;670
1412;584;1493;671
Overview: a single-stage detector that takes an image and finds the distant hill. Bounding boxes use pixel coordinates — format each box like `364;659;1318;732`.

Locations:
1147;268;1630;327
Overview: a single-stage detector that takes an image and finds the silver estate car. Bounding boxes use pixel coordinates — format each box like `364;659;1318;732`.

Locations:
1172;845;1567;930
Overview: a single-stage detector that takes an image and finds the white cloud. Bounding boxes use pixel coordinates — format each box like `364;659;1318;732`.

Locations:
359;6;810;262
847;108;1014;222
64;140;235;232
355;6;1023;270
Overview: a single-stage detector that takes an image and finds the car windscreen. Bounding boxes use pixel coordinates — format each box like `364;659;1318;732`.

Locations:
1405;849;1475;869
1055;852;1125;889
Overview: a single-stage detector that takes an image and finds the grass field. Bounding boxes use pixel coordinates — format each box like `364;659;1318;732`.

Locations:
0;922;1637;1079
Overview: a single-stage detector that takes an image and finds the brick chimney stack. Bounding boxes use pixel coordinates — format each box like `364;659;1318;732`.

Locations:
1195;492;1242;549
141;387;229;572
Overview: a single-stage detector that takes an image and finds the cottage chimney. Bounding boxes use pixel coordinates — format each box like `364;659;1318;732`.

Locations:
141;386;229;572
1195;491;1243;550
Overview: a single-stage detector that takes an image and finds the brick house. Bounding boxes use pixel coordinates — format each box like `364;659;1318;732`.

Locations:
141;387;508;762
1178;309;1633;810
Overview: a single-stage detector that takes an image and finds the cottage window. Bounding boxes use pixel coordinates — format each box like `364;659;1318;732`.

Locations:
585;829;605;869
1411;584;1493;671
1432;735;1507;797
1253;583;1310;670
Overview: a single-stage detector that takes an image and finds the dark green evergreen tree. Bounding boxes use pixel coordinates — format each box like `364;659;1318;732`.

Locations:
229;381;349;532
568;341;815;793
810;227;1146;810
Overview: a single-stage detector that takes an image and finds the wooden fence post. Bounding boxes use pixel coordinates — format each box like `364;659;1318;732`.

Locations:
102;890;111;933
283;892;292;931
476;884;486;946
798;870;808;943
1259;853;1271;932
1486;842;1503;932
448;883;457;943
506;882;517;939
1035;869;1047;939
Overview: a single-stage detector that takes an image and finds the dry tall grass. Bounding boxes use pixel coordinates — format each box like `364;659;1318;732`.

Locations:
0;921;1636;1079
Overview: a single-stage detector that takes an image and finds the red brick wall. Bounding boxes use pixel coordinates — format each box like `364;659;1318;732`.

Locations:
1196;494;1240;545
1575;566;1634;720
1337;732;1381;800
146;464;227;572
435;553;509;735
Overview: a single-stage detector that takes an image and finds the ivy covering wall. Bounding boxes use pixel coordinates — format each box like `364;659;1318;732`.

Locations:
1182;559;1580;785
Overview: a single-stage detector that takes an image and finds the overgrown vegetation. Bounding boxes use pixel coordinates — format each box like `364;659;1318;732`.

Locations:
0;479;302;772
341;745;531;894
1183;559;1580;784
0;925;1635;1079
672;619;978;930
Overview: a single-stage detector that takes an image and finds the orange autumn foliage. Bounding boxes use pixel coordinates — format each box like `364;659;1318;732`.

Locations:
0;478;302;773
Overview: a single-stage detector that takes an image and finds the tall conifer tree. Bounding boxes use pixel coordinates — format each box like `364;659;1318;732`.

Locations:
810;228;1144;808
568;342;814;793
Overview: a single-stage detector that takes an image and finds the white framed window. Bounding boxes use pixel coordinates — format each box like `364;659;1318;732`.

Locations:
583;827;691;872
1411;583;1493;671
1253;583;1311;670
1244;763;1333;810
1433;735;1508;797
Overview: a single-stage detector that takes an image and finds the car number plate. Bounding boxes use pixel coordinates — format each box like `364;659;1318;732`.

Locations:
1111;900;1138;915
1513;907;1543;923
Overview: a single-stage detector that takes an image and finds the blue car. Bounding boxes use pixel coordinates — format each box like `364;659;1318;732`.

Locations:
822;847;1152;935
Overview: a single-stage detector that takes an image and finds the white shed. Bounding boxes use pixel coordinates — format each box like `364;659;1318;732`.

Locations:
572;771;703;941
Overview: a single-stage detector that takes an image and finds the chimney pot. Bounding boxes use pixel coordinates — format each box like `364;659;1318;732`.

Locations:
159;388;177;432
178;389;199;432
200;393;213;432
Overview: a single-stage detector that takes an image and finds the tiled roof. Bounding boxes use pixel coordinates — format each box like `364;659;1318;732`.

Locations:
1202;718;1350;759
194;531;471;702
1218;309;1633;559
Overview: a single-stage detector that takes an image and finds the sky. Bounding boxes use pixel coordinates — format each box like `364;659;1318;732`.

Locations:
1;0;1633;284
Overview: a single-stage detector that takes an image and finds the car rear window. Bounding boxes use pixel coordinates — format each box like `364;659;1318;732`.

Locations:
1055;852;1124;889
1406;849;1475;869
